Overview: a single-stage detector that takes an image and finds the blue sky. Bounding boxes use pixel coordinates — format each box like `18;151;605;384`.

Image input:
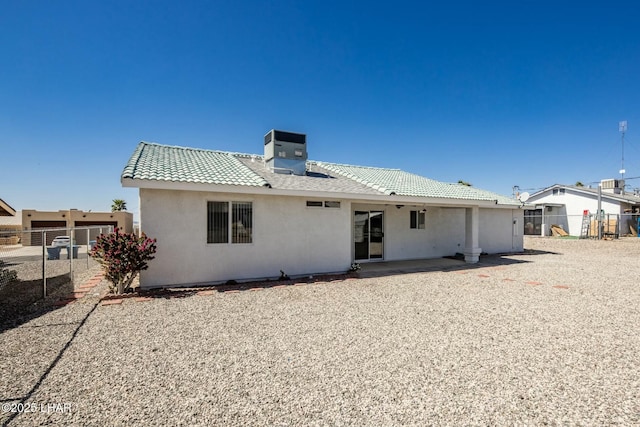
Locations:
2;1;640;220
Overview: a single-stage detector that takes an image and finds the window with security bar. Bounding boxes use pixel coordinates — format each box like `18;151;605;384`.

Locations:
232;202;252;243
207;201;252;244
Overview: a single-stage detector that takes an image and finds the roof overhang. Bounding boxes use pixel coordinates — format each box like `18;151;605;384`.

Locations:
0;199;16;216
122;178;521;209
534;203;564;208
531;185;640;205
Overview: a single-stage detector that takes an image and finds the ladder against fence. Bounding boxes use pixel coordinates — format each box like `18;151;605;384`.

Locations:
580;210;590;239
580;211;621;239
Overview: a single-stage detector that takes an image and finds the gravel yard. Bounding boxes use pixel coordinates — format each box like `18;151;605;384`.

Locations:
0;252;98;325
1;237;639;426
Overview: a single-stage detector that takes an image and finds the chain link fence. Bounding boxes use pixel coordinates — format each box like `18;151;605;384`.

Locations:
523;212;640;238
0;226;113;322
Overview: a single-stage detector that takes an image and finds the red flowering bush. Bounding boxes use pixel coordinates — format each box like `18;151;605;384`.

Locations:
90;228;157;294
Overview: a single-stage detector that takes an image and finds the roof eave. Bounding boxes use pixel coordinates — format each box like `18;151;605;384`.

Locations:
529;185;640;204
0;198;16;216
122;178;520;208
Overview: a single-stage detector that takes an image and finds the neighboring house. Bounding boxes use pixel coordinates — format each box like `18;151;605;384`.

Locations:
0;199;20;245
525;180;640;236
122;131;524;289
0;198;16;217
21;209;133;245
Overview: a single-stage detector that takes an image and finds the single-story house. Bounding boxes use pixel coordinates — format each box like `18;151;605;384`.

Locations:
21;209;134;245
524;180;640;236
122;131;524;289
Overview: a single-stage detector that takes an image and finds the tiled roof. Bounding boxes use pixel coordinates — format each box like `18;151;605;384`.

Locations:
123;142;518;205
236;157;383;195
122;142;269;187
317;163;517;204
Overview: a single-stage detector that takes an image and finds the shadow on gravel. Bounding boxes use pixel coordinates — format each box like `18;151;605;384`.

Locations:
475;249;561;267
0;274;75;334
358;252;548;279
98;250;566;299
519;248;561;256
132;273;358;298
130;251;564;295
0;300;99;427
358;249;562;279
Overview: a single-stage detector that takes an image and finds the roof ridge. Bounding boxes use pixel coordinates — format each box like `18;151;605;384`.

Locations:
138;142;407;172
139;141;259;158
317;160;401;171
317;162;400;195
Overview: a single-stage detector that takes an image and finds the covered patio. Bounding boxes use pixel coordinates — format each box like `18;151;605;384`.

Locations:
358;257;465;277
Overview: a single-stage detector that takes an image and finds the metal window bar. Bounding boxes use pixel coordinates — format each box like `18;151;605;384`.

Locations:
232;202;252;244
207;202;229;243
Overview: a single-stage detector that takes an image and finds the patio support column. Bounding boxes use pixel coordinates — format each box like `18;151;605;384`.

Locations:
464;206;482;263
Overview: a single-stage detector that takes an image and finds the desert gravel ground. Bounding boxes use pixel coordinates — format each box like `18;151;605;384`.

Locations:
0;256;100;325
1;237;639;426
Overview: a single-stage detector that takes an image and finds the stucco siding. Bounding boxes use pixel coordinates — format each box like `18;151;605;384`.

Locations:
139;189;524;287
352;205;521;261
479;208;523;253
139;189;351;288
352;204;467;261
431;208;468;256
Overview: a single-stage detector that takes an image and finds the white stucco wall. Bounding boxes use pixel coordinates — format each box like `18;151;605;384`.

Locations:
353;204;467;261
478;208;524;253
139;189;524;287
353;204;523;261
139;189;352;288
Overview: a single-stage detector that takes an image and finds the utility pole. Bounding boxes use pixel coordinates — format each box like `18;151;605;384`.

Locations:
598;184;602;240
620;120;627;194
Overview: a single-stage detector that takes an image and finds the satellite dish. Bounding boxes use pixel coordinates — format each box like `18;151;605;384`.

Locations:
518;192;530;203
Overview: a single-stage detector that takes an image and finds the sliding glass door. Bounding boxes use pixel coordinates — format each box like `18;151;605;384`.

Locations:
354;211;384;260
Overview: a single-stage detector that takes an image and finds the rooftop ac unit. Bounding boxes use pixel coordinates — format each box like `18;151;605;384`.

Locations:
264;130;307;176
601;178;625;194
